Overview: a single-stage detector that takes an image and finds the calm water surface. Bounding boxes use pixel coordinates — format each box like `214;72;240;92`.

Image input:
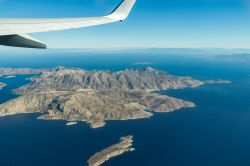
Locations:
0;52;249;166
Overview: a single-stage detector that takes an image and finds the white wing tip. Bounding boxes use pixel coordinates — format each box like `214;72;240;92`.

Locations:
106;0;136;21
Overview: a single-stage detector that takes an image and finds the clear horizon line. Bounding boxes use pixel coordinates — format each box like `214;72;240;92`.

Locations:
46;47;250;50
1;46;250;51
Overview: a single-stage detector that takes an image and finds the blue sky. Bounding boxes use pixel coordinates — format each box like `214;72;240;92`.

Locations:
0;0;250;49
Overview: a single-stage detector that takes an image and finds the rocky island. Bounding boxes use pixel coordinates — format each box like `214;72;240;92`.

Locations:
0;82;6;90
87;135;134;166
0;67;229;128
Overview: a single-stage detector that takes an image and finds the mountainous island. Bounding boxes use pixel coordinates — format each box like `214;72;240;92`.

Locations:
0;67;229;128
87;135;134;166
0;82;6;90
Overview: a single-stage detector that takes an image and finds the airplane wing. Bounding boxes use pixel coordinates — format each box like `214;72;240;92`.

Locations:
0;0;136;49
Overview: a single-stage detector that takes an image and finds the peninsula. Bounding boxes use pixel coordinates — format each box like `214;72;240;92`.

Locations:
87;135;134;166
0;82;6;90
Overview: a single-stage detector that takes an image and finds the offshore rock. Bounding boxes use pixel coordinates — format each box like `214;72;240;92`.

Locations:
87;135;135;166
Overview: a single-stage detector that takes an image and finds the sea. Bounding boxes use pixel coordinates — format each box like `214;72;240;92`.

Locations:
0;50;249;166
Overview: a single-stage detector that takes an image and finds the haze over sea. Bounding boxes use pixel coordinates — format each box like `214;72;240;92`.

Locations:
0;49;249;166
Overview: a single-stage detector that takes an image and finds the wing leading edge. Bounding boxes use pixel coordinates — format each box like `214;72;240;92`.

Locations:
0;0;136;49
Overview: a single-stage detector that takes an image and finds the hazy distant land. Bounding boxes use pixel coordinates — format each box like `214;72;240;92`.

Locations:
0;67;230;128
2;75;16;79
0;67;51;75
204;79;231;84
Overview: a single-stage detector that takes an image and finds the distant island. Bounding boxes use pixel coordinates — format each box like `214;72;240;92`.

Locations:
0;82;6;90
2;75;16;79
204;79;231;84
87;135;134;166
0;67;51;75
0;67;231;128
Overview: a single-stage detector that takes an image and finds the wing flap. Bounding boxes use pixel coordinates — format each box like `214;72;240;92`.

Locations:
0;34;47;49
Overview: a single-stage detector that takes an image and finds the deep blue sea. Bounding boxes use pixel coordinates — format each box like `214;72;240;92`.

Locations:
0;51;249;166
